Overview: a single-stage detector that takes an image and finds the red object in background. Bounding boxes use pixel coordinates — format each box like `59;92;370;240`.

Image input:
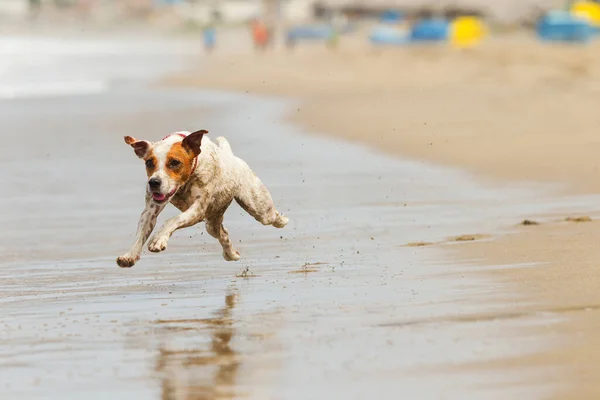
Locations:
251;20;269;49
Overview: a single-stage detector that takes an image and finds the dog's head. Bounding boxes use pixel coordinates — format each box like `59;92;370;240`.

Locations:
124;130;208;204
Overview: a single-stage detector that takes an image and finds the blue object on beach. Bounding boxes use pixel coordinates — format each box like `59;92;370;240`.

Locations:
287;23;355;41
380;10;404;24
204;28;216;48
410;19;450;42
369;25;410;45
536;11;593;42
288;24;332;40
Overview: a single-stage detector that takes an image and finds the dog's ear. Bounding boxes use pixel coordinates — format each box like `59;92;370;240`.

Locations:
182;130;208;157
124;136;152;159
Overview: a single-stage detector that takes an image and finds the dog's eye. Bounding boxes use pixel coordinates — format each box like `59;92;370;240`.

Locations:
145;159;154;169
169;159;181;169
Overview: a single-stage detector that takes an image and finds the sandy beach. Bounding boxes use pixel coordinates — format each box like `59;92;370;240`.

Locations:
167;33;600;398
4;31;578;400
4;20;600;399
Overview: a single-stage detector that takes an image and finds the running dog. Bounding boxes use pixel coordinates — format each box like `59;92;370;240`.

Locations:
116;130;288;268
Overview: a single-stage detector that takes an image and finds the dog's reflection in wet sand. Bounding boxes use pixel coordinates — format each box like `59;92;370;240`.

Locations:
155;293;239;400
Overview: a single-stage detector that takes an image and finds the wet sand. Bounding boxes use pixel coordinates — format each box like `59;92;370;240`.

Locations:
166;33;600;398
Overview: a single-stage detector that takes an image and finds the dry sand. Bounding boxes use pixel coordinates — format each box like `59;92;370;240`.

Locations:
167;33;600;398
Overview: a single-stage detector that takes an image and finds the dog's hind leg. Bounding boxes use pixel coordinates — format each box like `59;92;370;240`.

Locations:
206;213;240;261
235;174;288;229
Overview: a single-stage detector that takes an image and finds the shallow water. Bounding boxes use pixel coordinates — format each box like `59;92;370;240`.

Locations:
1;35;600;400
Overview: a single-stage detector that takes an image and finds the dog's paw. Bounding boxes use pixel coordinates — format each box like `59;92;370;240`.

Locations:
223;249;241;261
148;235;169;253
117;253;139;268
273;214;289;228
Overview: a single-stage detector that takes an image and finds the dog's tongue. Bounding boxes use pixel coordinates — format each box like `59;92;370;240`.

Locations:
152;193;166;201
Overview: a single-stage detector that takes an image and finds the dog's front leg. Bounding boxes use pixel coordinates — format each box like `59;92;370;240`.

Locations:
117;195;165;268
148;196;208;253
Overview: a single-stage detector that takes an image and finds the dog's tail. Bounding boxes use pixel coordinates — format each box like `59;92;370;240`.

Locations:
215;136;232;153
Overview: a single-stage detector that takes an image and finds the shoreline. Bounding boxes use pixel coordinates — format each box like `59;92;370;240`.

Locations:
166;34;600;398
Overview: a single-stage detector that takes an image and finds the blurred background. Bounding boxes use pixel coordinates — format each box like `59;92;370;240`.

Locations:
0;0;592;33
0;0;580;24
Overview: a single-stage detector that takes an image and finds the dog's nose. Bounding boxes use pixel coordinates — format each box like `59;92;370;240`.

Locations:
148;177;161;189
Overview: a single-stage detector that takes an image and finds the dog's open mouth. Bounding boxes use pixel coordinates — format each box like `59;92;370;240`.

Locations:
151;188;177;203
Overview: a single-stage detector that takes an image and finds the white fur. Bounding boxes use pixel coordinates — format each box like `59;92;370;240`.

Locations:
117;132;288;268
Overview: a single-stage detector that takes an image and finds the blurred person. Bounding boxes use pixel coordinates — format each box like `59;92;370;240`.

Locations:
328;11;346;50
327;25;339;50
203;23;216;54
285;30;296;49
250;18;269;52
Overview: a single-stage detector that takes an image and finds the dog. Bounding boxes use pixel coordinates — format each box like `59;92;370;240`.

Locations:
116;129;288;268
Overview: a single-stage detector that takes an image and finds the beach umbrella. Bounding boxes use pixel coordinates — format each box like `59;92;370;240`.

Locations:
450;16;487;48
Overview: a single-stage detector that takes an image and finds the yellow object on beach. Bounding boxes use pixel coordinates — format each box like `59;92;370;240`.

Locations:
571;1;600;26
450;16;487;48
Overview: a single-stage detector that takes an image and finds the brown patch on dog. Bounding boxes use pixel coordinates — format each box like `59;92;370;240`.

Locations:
182;129;208;156
125;136;151;158
144;149;157;177
165;142;197;184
